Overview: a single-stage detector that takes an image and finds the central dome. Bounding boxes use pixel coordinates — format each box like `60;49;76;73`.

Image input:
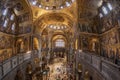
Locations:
29;0;75;10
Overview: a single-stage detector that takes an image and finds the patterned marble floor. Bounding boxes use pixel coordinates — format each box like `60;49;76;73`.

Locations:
48;57;68;80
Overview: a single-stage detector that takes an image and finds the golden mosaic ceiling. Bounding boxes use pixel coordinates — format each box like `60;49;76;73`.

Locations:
29;0;103;24
38;0;74;6
28;0;77;34
34;12;74;33
79;0;103;19
1;0;104;34
29;0;75;10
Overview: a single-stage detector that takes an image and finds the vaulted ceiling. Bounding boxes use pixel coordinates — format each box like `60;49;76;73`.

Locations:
78;0;103;25
1;0;113;35
27;0;78;36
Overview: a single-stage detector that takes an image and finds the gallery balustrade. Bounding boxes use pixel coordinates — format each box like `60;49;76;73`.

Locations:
0;51;37;80
76;51;120;80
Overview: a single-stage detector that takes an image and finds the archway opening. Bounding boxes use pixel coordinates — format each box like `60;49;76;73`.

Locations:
55;39;65;48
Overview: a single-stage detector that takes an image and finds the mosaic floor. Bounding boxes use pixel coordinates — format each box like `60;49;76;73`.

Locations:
48;57;68;80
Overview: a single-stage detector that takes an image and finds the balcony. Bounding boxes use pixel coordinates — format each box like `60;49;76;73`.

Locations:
0;51;37;80
76;52;120;80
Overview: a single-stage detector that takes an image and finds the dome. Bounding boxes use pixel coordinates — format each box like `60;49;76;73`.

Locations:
29;0;75;10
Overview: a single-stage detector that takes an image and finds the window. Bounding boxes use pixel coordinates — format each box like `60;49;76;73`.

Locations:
39;5;42;8
53;26;56;29
50;25;53;28
60;6;63;9
45;7;49;10
32;1;37;5
3;19;8;27
107;3;112;11
11;23;15;30
72;0;75;2
10;14;15;20
66;2;70;7
61;26;64;29
102;6;108;15
3;8;8;16
99;13;103;18
55;39;65;47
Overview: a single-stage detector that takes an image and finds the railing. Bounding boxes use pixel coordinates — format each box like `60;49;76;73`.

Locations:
0;53;32;80
52;48;66;52
77;52;120;80
41;48;49;51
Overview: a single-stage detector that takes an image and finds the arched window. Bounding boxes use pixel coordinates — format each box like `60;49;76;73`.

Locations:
11;23;16;31
1;7;16;34
55;39;65;47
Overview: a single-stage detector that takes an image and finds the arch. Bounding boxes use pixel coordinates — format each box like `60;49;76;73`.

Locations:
16;39;25;53
55;39;65;47
0;0;33;34
33;37;40;50
51;34;67;48
78;63;82;72
33;12;74;34
75;39;78;50
89;37;99;52
84;71;90;80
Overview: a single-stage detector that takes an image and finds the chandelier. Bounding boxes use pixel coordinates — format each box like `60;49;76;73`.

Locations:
29;0;75;10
